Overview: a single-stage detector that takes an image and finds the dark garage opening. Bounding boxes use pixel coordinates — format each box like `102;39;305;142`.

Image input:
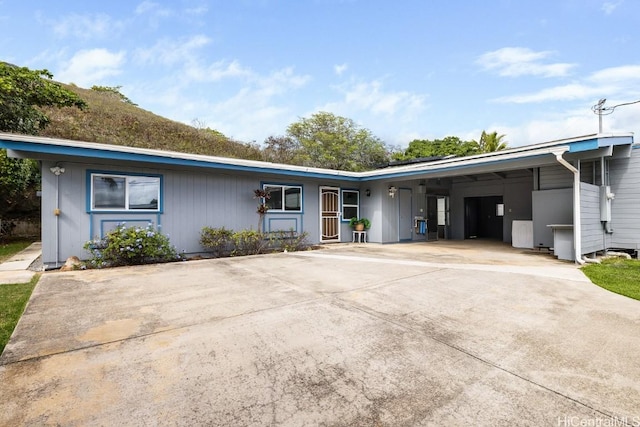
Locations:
464;196;503;240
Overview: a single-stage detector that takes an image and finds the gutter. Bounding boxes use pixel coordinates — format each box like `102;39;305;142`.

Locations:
551;148;584;264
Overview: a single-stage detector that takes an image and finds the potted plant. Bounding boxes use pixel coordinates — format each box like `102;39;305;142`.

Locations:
349;217;371;231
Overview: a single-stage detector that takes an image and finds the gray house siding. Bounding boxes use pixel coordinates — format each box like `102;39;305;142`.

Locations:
580;182;605;254
359;181;385;243
40;159;359;266
41;163;92;266
609;151;640;251
532;188;573;249
538;164;573;190
382;182;400;243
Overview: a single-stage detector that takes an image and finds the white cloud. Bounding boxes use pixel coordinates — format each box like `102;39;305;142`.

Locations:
477;47;576;78
185;60;253;82
135;1;170;16
602;1;623;15
334;63;348;76
134;35;211;66
494;83;602;103
49;13;124;40
134;65;312;143
475;96;639;148
56;49;125;87
588;64;640;83
134;0;172;28
254;67;311;95
185;5;208;15
307;79;428;145
322;79;426;118
493;64;640;104
499;114;600;147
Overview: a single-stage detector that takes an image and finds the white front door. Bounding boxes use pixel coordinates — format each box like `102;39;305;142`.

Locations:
320;187;340;242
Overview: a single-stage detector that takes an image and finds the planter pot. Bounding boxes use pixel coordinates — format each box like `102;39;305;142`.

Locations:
354;223;365;231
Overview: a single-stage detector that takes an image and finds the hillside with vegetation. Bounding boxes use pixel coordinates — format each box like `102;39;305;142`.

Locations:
38;84;263;160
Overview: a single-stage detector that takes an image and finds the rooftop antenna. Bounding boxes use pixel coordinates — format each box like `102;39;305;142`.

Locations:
592;98;640;133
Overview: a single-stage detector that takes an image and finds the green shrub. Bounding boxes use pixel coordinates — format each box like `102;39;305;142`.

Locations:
268;229;310;252
231;229;269;256
84;223;182;268
199;226;234;257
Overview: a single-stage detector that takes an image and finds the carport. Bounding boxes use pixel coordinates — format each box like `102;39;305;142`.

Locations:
360;133;636;263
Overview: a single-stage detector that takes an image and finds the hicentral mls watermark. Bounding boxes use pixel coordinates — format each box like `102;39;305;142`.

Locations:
557;415;640;427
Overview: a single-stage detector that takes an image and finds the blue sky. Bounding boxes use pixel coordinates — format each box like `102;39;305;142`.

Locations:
2;0;639;148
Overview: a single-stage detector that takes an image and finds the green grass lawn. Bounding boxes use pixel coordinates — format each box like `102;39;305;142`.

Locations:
0;240;33;263
0;275;39;355
582;258;640;301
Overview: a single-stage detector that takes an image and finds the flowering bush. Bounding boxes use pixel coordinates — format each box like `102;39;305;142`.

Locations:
84;223;183;268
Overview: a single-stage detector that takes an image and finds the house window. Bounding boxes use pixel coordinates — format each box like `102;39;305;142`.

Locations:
91;173;161;211
341;189;359;221
263;184;302;212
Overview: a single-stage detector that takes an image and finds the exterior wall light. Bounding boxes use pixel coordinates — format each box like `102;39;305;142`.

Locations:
50;166;65;175
388;186;397;198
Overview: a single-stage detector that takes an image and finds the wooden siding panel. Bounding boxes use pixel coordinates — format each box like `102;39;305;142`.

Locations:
37;160;339;266
539;165;573;190
609;154;640;250
40;162;58;264
580;182;604;254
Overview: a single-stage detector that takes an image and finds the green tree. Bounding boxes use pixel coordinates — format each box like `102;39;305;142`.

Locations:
477;130;508;153
0;150;40;220
0;63;87;220
0;62;87;134
262;135;303;165
394;136;479;161
91;85;137;106
286;111;389;171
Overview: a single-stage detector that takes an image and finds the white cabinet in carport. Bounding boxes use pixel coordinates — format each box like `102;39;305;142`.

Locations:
547;224;574;261
512;220;533;249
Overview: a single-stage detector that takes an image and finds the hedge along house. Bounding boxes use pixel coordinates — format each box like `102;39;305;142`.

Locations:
0;131;637;269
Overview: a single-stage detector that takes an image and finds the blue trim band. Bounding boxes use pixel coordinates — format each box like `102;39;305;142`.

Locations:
2;141;362;181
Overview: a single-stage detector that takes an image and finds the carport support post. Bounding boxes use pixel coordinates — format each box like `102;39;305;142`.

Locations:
553;150;583;264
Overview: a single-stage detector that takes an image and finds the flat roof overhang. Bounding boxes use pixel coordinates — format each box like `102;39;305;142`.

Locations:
0;132;634;184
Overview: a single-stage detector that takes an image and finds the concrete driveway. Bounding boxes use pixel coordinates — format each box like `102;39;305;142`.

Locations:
1;241;639;426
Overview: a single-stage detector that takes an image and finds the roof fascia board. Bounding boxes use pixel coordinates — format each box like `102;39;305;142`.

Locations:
564;146;613;161
0;132;633;183
359;152;560;182
0;139;361;181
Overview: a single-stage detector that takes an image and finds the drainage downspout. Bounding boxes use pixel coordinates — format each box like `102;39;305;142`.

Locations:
552;149;584;264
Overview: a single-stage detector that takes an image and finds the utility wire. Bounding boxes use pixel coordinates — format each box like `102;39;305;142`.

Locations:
592;98;640;116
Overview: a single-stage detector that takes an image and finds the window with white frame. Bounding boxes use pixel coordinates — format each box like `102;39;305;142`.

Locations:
91;173;161;211
341;189;359;221
263;184;302;212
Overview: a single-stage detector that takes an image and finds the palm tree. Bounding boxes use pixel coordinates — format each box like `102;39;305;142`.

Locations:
478;131;508;153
